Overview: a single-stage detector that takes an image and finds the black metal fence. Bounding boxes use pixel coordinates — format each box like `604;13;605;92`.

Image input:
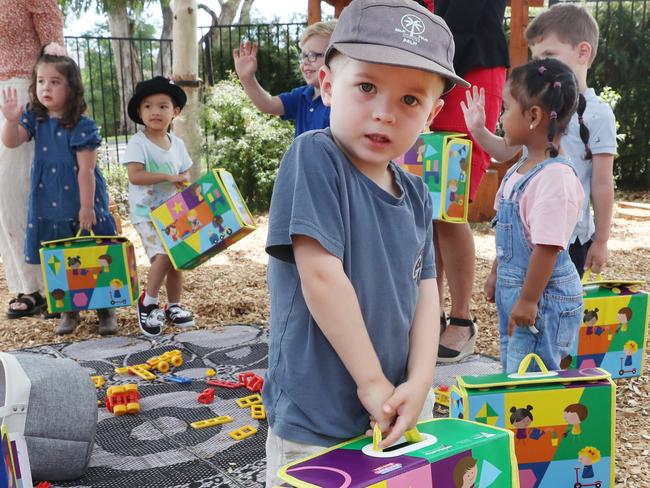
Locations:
67;3;649;187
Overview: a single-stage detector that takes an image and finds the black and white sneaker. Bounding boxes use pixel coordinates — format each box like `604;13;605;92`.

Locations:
164;304;195;328
137;292;164;337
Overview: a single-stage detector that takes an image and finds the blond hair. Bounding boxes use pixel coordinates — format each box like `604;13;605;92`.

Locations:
526;3;600;64
300;20;337;47
579;446;601;463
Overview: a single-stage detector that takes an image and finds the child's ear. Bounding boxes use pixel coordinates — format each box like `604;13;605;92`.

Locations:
426;98;445;127
319;65;333;107
528;106;543;129
173;106;181;118
577;41;592;65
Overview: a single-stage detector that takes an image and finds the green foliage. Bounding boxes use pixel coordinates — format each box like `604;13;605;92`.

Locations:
589;2;650;189
98;143;130;216
201;75;294;211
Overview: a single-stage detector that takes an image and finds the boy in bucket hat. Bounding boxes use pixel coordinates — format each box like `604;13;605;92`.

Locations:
263;0;468;483
123;76;195;336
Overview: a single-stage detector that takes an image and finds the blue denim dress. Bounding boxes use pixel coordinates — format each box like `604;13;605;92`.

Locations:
494;156;583;373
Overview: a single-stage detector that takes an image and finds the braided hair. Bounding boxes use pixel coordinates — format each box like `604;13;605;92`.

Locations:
576;93;593;160
508;58;579;158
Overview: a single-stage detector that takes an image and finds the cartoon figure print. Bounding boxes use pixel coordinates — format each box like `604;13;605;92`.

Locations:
510;405;534;440
187;209;201;234
619;340;639;375
67;256;87;275
459;157;467;184
98;254;112;272
208;215;232;245
617;307;632;333
453;456;478;488
577;446;601;481
51;289;66;308
583;308;599;335
448;179;458;205
109;278;126;305
563;403;588;437
165;223;179;242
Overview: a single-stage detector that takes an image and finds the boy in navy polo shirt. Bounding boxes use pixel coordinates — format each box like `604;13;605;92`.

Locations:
263;1;469;485
233;21;335;137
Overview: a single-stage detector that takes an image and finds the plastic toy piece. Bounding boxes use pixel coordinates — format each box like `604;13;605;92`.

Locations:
190;415;233;429
91;375;106;388
165;374;192;384
205;368;216;377
229;425;257;440
238;371;265;392
404;428;423;443
206;378;243;389
372;423;382;452
146;349;184;373
238;371;256;384
236;393;263;408
250;404;266;420
128;365;157;381
105;384;141;415
197;388;215;404
35;483;51;488
434;385;451;407
114;366;130;374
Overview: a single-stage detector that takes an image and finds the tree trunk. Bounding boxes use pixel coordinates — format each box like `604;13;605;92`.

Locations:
156;0;174;77
173;0;202;180
107;4;142;133
238;0;254;24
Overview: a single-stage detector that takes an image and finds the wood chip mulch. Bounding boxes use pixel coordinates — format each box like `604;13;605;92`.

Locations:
1;197;649;485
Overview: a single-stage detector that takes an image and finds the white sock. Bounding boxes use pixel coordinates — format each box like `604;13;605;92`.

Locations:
143;293;159;307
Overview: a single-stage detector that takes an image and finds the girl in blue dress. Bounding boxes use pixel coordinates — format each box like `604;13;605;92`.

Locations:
0;46;118;335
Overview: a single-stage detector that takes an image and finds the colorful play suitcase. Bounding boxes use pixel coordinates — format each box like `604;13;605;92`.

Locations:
279;418;519;487
149;169;256;270
396;131;472;222
451;354;616;488
563;273;649;379
39;232;138;313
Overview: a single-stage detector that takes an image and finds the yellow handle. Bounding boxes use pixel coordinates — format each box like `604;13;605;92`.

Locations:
517;353;549;376
372;423;382;452
75;229;96;238
582;268;603;284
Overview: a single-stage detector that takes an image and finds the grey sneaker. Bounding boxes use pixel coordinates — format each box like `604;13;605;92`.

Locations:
55;312;80;335
97;308;118;336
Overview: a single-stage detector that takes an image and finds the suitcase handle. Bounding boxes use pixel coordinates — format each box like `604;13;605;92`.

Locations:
517;353;549;376
582;268;603;284
75;229;96;238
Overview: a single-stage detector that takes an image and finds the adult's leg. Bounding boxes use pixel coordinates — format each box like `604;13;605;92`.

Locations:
0;78;43;311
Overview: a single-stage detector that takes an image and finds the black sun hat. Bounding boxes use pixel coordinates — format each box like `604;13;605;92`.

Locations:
127;76;187;124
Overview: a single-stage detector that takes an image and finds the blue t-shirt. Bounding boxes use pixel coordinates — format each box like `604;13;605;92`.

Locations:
264;129;435;446
278;85;330;137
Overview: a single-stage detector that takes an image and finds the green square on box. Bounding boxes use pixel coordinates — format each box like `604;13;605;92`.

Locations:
150;169;256;270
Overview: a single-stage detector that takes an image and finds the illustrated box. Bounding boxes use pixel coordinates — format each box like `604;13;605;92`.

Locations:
278;418;518;487
40;233;138;313
396;131;472;223
150;169;256;270
563;277;649;379
451;354;616;488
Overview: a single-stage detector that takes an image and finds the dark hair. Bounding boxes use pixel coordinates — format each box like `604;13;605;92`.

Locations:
510;405;534;425
576;94;593;160
583;308;599;323
508;58;579;158
29;51;87;129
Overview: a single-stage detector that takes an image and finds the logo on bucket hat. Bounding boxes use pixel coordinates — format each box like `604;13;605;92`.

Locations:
325;0;469;92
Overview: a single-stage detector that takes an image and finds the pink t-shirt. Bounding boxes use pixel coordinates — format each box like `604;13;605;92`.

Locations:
494;163;585;250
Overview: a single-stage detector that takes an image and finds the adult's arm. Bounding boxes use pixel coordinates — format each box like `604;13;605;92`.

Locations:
30;0;64;47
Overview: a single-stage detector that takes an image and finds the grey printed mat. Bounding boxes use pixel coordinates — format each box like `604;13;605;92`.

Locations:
18;326;501;487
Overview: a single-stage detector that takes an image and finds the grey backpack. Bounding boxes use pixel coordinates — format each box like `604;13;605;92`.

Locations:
0;352;97;481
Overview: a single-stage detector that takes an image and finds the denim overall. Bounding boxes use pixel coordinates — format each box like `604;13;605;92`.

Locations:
494;156;583;373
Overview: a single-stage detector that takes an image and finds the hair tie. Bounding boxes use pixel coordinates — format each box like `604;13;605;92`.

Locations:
578;115;584;123
550;111;558;119
538;66;547;74
553;81;562;89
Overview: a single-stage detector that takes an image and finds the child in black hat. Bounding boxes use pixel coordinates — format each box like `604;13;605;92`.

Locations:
123;76;195;336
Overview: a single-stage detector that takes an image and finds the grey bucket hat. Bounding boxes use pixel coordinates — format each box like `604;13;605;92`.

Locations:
325;0;469;93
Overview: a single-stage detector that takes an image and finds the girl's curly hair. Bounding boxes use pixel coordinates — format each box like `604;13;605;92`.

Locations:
28;50;87;129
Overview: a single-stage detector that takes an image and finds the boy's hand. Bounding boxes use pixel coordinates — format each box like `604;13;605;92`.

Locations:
508;297;538;336
358;377;396;439
1;87;22;123
484;270;497;303
460;86;487;135
233;41;258;80
78;206;96;231
584;240;608;274
377;380;430;448
167;173;189;187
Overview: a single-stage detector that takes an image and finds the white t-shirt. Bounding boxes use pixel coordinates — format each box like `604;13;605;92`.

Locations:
562;88;617;245
122;130;193;224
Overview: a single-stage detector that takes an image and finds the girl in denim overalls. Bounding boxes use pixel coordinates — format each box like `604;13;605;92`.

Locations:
462;58;585;372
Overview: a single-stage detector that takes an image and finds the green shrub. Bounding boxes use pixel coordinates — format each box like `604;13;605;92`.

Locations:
98;142;130;218
201;74;294;211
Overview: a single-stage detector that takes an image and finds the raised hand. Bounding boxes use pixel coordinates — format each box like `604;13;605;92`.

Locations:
232;40;259;80
1;87;22;123
460;86;487;135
